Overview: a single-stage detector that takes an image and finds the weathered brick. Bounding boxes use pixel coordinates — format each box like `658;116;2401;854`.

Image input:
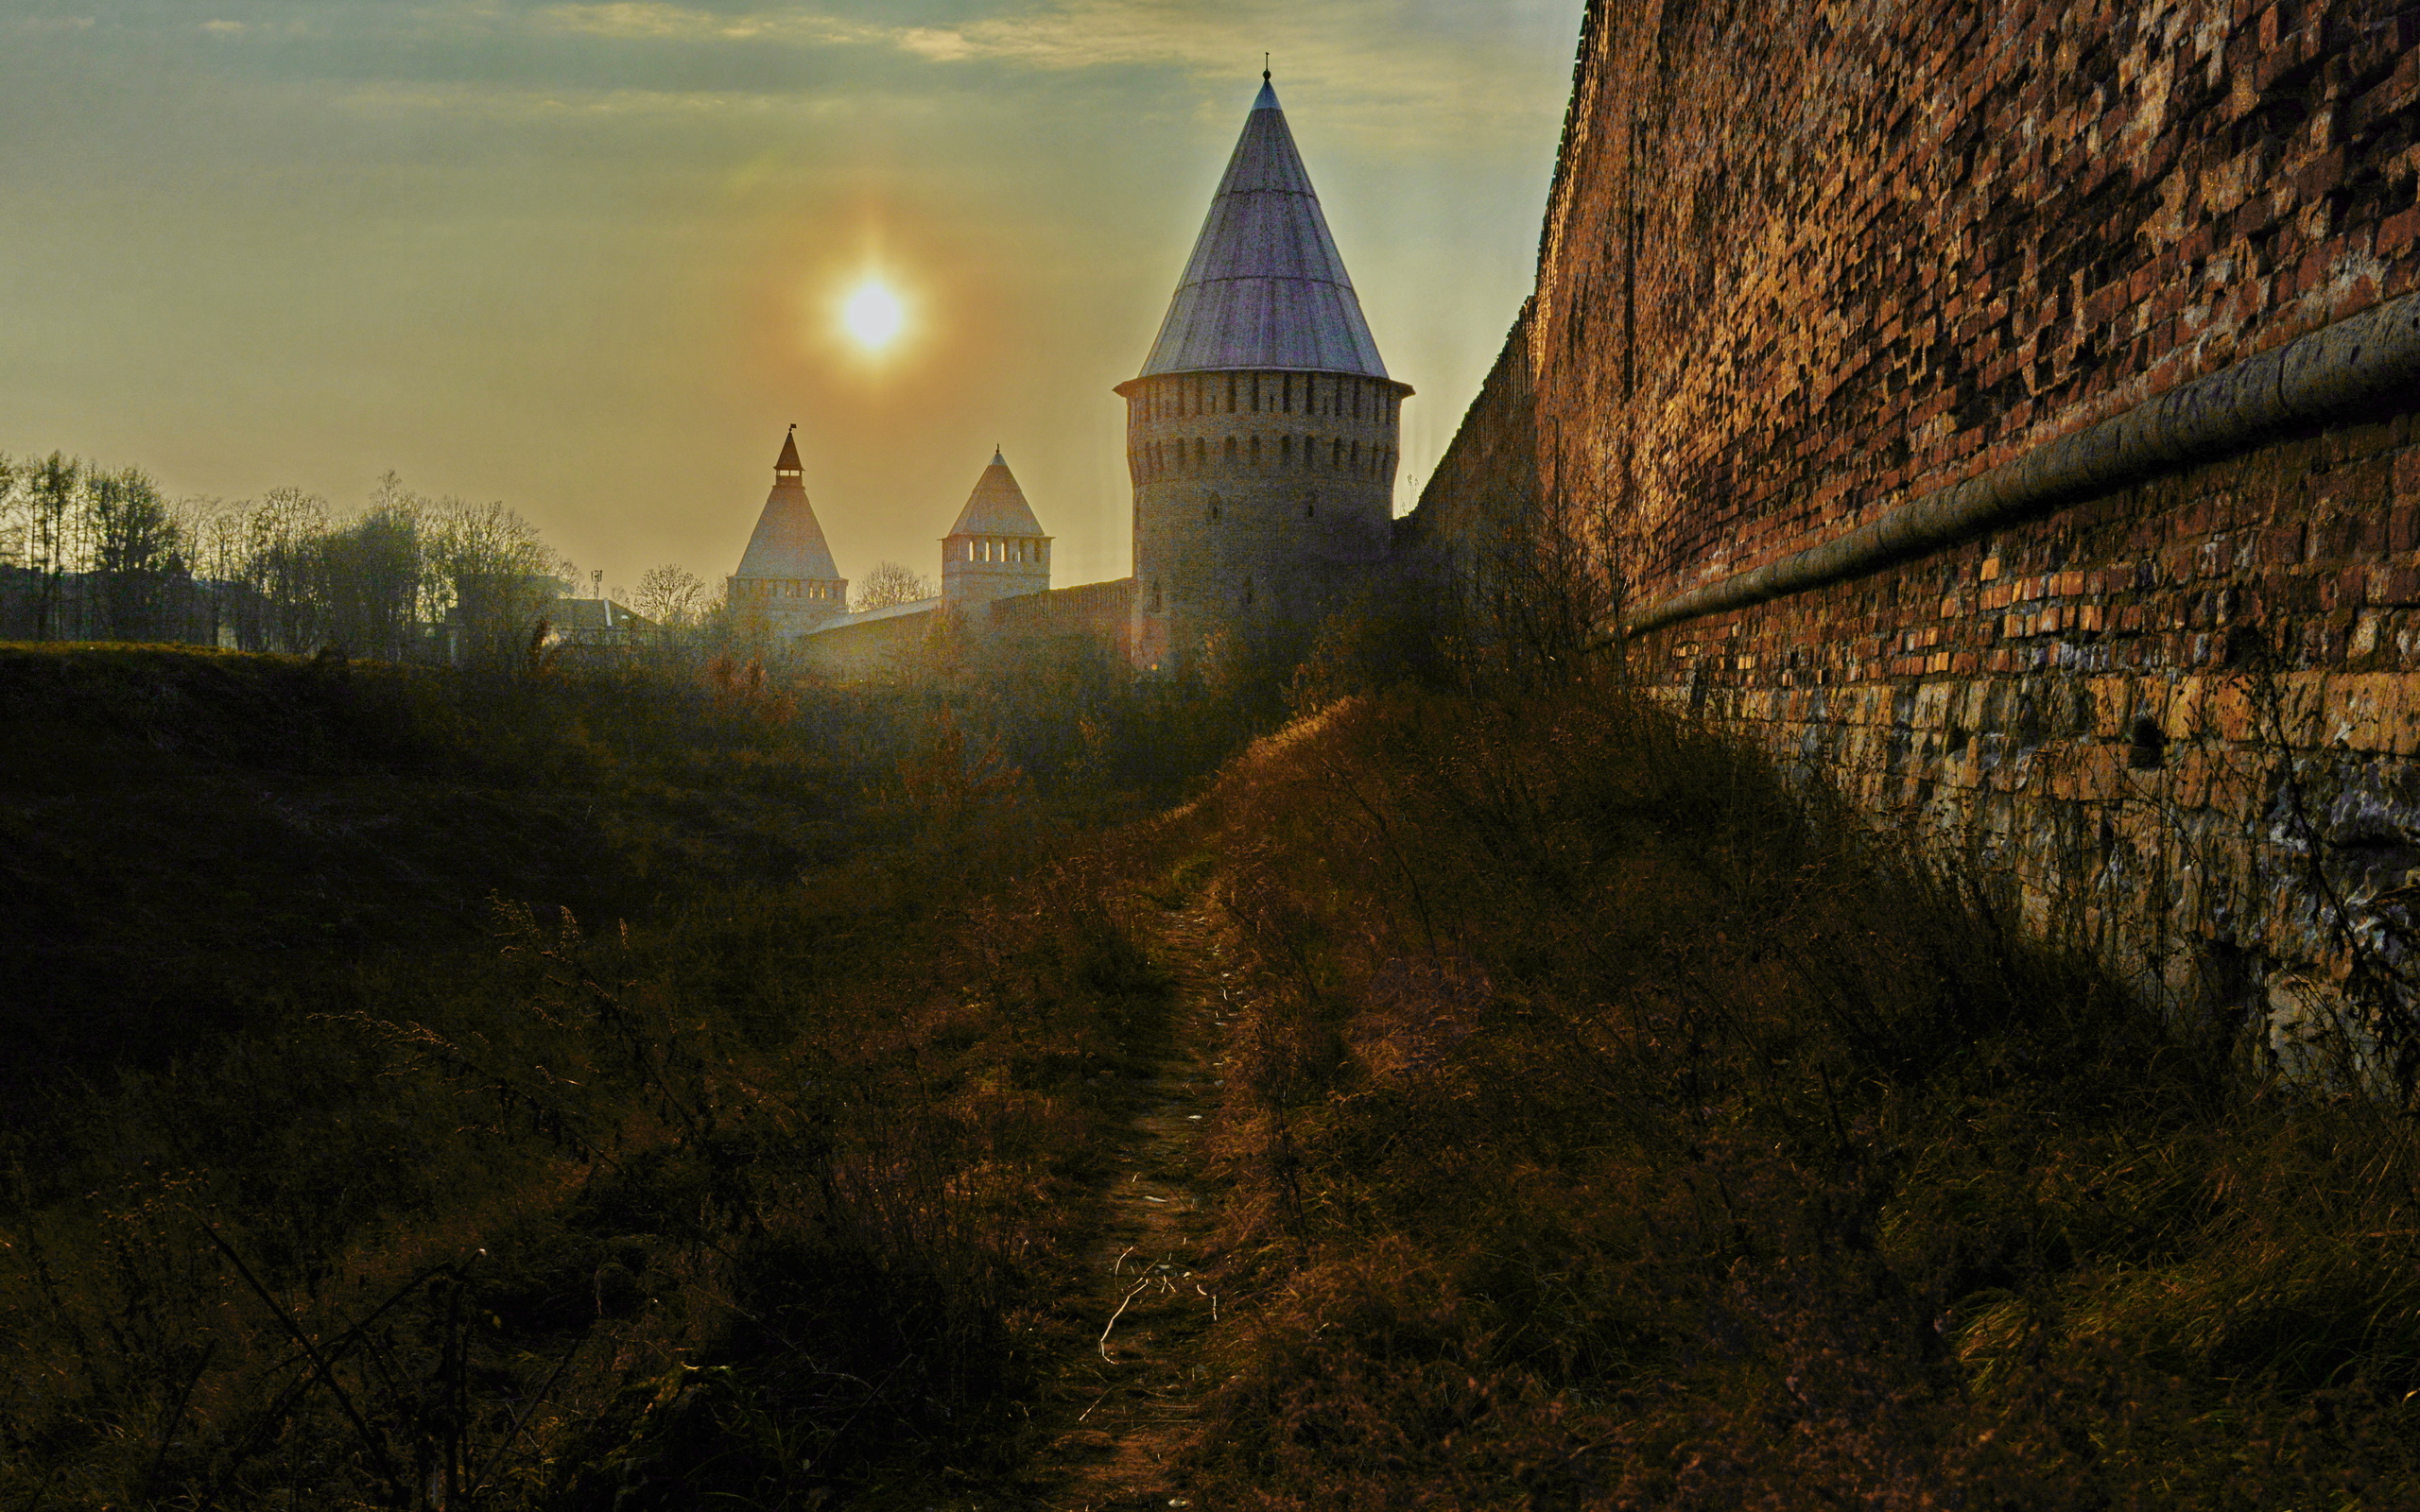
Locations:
1416;0;2420;1032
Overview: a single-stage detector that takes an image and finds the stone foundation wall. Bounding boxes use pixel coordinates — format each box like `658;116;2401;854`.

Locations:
1655;410;2420;1067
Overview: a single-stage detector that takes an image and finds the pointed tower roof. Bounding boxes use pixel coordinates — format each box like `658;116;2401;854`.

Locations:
1137;78;1392;380
735;428;841;580
947;450;1047;538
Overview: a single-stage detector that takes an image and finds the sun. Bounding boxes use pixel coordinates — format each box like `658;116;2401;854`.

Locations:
840;277;906;352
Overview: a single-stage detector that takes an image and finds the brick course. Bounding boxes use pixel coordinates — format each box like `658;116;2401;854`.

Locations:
1412;0;2420;1060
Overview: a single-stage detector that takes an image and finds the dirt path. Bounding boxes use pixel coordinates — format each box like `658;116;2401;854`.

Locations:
1028;903;1229;1512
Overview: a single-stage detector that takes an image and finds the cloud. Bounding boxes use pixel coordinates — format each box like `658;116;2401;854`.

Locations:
538;3;880;44
534;0;1574;144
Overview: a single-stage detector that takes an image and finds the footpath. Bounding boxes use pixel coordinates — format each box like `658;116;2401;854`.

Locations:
1026;902;1230;1512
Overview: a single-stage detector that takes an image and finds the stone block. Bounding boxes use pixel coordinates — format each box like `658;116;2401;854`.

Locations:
2214;679;2260;744
2171;675;2212;738
2091;677;2135;738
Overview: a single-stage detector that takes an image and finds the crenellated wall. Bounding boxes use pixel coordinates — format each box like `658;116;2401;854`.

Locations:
1121;369;1405;672
1412;0;2420;1066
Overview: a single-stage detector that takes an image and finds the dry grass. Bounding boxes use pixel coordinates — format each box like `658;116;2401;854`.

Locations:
0;645;1208;1510
1176;677;2420;1509
13;645;2420;1507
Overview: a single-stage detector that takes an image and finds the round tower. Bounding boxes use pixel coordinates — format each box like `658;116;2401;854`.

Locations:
728;425;849;631
942;450;1052;609
1115;75;1411;674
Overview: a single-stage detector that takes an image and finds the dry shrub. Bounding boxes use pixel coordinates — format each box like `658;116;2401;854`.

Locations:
1182;678;2420;1508
0;817;1172;1510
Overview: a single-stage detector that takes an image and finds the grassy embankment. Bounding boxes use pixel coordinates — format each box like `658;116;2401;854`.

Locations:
1170;680;2420;1509
0;644;1222;1509
9;643;2420;1508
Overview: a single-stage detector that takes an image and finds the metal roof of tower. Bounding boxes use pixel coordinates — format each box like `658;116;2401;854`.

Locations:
947;450;1048;538
735;430;842;580
1136;78;1392;381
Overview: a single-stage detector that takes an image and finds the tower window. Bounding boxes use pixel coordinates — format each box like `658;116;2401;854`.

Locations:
1305;494;1316;518
1224;435;1237;464
1280;435;1291;465
1283;376;1293;414
1251;434;1261;466
1147;578;1162;612
1226;373;1237;412
1208;493;1222;523
1241;577;1254;609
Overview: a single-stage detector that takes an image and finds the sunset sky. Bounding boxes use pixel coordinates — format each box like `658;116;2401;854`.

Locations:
0;1;1583;598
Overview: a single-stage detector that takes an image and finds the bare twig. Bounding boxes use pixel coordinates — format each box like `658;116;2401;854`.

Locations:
143;1340;216;1497
1099;1275;1156;1362
464;1333;583;1502
197;1219;407;1504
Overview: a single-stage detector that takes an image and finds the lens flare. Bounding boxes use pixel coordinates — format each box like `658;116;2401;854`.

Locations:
841;278;905;352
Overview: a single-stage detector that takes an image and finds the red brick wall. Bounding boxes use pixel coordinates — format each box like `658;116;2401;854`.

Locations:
1411;0;2420;1062
1523;0;2415;599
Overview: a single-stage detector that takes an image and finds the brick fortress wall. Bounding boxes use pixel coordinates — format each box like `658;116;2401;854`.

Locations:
1412;0;2420;1068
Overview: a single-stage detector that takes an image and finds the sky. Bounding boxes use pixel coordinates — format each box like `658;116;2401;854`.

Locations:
0;0;1582;599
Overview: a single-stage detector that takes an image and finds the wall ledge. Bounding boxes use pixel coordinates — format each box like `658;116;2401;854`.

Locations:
1621;291;2420;640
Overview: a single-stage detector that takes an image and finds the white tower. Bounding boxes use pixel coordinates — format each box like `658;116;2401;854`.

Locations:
941;450;1052;609
728;426;848;630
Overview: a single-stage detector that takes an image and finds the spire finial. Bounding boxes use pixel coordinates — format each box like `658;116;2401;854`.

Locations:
1263;52;1270;82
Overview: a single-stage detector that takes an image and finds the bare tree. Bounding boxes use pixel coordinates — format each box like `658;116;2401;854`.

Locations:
236;488;332;652
320;507;424;661
88;466;185;641
0;453;18;566
634;563;706;627
852;560;934;612
26;454;84;640
426;497;558;667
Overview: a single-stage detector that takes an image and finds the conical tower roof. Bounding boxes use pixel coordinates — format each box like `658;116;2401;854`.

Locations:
735;430;840;580
948;450;1047;538
1137;78;1390;380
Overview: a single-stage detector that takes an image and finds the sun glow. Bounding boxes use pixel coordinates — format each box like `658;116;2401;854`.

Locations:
840;277;906;352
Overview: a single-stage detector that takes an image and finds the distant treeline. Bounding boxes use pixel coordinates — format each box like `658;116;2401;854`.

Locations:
0;452;717;663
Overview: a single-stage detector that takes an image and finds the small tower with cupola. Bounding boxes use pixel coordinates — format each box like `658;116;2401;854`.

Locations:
728;425;849;631
942;450;1052;609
